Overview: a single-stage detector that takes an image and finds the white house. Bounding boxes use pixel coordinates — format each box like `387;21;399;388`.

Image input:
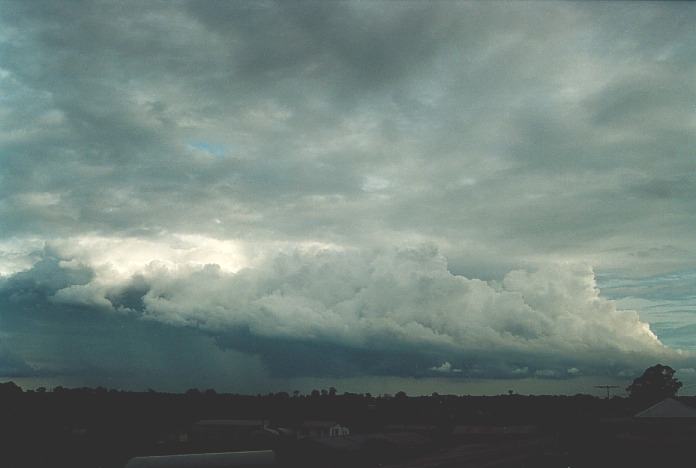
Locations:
299;420;350;438
329;423;350;437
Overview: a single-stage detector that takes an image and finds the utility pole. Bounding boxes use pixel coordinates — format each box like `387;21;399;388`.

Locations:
594;385;620;399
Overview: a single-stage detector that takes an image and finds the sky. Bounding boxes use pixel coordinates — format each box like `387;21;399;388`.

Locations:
1;0;696;396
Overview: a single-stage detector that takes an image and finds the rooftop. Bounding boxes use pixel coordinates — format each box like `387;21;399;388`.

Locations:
635;398;696;418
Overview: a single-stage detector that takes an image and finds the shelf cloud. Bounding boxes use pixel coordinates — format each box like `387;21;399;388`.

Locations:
1;245;683;382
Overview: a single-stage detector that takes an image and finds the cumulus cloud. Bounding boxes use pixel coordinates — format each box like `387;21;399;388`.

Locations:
24;245;678;379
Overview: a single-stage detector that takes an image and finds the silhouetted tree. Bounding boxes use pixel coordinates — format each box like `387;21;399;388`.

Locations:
395;391;407;400
627;364;682;403
310;389;320;398
329;386;337;397
0;381;22;395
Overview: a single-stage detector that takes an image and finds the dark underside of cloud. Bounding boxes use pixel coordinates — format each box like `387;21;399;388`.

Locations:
0;345;34;377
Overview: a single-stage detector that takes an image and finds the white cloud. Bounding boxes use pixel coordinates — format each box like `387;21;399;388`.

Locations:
0;237;45;277
47;245;681;377
362;175;391;193
430;362;463;373
48;234;250;280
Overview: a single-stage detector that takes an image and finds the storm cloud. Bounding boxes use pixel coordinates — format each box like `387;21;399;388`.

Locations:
0;245;682;383
1;1;696;391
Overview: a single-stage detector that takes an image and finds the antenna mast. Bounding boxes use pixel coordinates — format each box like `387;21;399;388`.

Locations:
594;385;620;398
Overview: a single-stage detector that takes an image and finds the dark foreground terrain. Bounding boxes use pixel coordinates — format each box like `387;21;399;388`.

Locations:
1;382;694;467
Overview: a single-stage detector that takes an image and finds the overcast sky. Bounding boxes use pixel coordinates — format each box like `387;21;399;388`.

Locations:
1;1;696;395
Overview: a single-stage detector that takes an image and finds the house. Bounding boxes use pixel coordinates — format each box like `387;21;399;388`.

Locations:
330;424;350;437
298;420;350;438
124;450;275;467
629;398;696;441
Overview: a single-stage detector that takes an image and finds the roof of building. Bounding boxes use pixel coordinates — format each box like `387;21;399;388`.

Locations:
635;398;696;418
124;450;275;468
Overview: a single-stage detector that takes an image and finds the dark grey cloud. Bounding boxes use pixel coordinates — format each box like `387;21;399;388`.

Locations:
2;1;695;253
0;251;269;390
0;343;35;377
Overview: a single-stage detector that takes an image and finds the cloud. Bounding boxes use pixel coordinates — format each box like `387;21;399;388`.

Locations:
1;1;696;388
5;245;679;380
0;253;270;390
1;1;695;279
0;342;35;377
430;362;463;374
